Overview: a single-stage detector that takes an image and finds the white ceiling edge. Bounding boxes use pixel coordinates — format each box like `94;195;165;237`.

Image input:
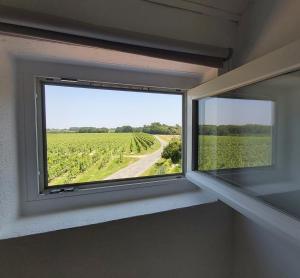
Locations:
0;34;218;86
0;5;230;59
183;0;249;14
189;38;300;96
0;1;237;49
143;0;241;22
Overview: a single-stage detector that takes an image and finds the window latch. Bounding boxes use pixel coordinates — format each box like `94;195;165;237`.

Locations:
49;187;75;194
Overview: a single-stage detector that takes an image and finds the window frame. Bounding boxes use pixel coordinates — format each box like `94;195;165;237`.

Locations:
192;91;277;178
36;77;186;194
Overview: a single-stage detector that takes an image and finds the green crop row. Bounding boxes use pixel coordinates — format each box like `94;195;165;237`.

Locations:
47;132;159;186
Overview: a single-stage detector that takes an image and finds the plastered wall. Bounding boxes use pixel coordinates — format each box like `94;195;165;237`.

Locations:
232;1;300;277
0;203;233;278
233;0;300;66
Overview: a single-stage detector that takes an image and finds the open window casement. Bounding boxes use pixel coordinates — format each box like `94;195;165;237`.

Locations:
186;38;300;245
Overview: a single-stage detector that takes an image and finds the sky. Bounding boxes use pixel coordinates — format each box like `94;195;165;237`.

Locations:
45;85;182;129
199;97;274;125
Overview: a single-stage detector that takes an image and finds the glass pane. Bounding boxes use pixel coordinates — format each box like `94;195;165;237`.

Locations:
198;97;274;171
44;85;182;186
196;69;300;221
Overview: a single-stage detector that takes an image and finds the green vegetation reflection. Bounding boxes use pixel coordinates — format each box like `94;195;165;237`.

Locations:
198;124;272;171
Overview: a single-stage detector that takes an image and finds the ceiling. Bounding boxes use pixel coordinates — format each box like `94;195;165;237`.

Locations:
0;0;250;85
142;0;249;22
0;34;218;86
0;0;250;52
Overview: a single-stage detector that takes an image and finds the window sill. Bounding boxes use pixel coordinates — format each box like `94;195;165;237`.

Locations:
0;178;217;240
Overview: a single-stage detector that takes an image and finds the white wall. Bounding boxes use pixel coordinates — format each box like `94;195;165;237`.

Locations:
233;0;300;66
0;51;19;230
0;202;233;278
232;1;300;277
2;1;300;276
261;88;300;219
233;213;300;278
0;35;220;239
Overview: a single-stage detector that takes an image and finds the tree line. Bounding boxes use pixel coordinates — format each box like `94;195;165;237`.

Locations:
69;127;109;133
47;122;181;135
116;122;181;135
199;124;272;136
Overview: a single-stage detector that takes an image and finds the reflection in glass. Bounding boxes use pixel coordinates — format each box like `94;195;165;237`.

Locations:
195;70;300;221
198;97;274;171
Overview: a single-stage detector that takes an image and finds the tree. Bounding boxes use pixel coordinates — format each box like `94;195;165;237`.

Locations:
77;127;109;133
142;122;181;135
162;139;181;164
115;126;133;133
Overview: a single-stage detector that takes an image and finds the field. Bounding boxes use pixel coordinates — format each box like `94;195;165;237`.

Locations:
47;133;160;186
198;135;272;171
46;133;271;186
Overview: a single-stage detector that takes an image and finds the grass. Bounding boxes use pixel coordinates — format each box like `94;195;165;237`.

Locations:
73;157;138;183
141;158;182;176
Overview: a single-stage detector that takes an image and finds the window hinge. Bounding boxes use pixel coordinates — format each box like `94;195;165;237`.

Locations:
49;187;75;194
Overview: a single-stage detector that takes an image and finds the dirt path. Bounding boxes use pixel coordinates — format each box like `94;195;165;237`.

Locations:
104;135;168;180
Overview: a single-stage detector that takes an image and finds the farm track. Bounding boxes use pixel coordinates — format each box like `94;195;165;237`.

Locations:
104;135;167;180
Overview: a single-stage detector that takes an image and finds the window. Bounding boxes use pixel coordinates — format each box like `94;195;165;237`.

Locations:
37;79;183;190
192;69;300;222
194;92;274;177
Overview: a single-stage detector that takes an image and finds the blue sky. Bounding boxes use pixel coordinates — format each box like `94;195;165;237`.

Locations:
45;85;182;129
199;97;274;125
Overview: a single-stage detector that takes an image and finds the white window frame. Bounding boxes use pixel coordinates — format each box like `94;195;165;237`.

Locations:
186;38;300;245
35;77;186;195
18;60;195;204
